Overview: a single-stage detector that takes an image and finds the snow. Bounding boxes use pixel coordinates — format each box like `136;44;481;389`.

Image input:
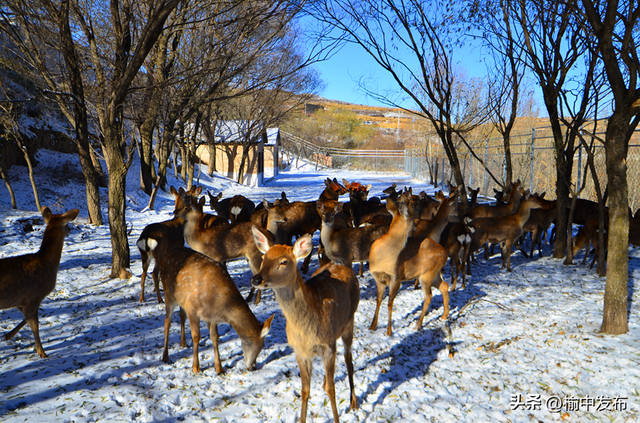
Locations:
1;149;639;422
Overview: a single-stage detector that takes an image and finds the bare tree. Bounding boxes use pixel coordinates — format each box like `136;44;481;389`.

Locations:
0;1;104;224
512;0;590;259
310;0;499;206
580;0;640;335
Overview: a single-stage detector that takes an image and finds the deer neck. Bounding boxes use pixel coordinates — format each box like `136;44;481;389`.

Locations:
183;213;206;243
506;189;522;213
515;200;534;227
272;271;318;319
384;213;414;254
226;302;262;342
38;225;66;267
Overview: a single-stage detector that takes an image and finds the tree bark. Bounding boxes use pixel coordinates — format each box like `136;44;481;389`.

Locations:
601;113;629;334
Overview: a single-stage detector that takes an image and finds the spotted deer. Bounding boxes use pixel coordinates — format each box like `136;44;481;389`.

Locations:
0;207;79;357
251;227;359;423
158;247;273;373
368;194;449;336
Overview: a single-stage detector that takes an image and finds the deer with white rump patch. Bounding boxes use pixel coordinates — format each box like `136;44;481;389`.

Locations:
158;247;274;373
251;227;359;423
0;207;79;357
136;186;193;303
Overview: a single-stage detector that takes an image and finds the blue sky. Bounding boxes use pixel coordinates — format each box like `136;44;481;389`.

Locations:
311;40;488;110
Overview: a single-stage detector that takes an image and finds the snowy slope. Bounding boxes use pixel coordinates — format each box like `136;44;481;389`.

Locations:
0;149;638;422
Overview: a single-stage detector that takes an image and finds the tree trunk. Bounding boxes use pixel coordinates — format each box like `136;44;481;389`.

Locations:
16;140;41;211
0;160;17;209
601;114;629;335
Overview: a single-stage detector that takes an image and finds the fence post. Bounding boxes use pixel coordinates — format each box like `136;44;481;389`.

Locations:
530;128;536;191
484;138;489;197
577;145;582;191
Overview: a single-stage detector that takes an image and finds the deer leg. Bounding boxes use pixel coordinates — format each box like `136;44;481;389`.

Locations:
341;323;358;411
189;314;201;373
321;345;339;422
162;301;174;364
23;306;46;358
177;307;187;347
139;252;150;302
152;265;163;303
296;354;313;423
369;275;387;331
438;276;450;320
4;319;27;341
449;254;457;291
386;278;401;336
503;240;513;272
209;323;223;374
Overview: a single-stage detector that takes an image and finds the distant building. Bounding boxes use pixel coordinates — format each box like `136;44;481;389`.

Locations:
195;120;280;187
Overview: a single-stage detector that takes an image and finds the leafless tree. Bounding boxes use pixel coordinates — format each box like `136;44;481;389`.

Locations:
309;0;499;206
580;0;640;335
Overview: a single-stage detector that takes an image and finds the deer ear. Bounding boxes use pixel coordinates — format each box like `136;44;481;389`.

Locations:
316;200;324;211
336;202;344;212
64;209;80;223
170;186;178;196
397;201;408;216
41;207;52;223
252;226;271;254
196;186;203;195
293;234;313;260
198;196;206;207
261;314;275;338
179;187;186;196
263;199;270;210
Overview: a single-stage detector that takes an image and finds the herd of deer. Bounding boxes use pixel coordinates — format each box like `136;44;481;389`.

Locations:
1;177;632;422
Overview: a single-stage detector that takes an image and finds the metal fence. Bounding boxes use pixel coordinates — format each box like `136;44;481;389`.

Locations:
406;128;640;211
280;132;405;173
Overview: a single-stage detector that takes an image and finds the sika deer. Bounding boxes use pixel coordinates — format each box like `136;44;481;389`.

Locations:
368;196;449;336
467;192;545;271
0;207;79;357
136;186;192;303
158;247;273;373
251;227;359;423
466;180;523;220
279;178;347;274
317;200;388;276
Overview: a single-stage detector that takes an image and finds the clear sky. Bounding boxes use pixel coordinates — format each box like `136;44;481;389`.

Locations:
310;40;488;110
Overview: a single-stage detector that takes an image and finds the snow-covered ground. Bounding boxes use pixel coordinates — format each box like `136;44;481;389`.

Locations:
0;149;638;422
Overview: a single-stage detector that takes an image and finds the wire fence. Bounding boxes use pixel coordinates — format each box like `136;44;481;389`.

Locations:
281;129;640;211
407;127;640;211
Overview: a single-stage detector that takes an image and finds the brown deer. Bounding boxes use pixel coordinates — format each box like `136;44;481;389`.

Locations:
158;247;273;373
519;197;557;258
343;179;389;227
440;222;472;290
466;180;523;220
251;227;359;423
368;196;449;336
467;192;545;271
0;207;79;357
136;186;193;303
411;189;459;242
317;200;388;276
279;178;347;273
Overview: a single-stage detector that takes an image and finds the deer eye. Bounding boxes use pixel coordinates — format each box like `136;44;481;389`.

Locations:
280;259;288;266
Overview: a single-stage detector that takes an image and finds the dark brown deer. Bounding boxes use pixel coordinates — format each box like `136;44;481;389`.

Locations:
440;222;472;290
251;227;359;423
368;195;449;336
136;186;193;303
158;247;273;373
0;207;79;357
467;192;545;271
343;179;389;227
411;189;459;242
279;178;347;274
317;200;388;276
176;196;265;305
